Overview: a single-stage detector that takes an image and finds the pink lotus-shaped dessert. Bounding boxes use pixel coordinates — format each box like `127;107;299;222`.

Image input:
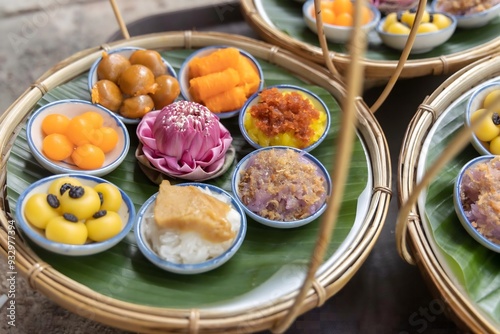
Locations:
136;101;233;181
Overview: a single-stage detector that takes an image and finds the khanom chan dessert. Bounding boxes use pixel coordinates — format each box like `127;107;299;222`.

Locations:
136;100;233;181
238;148;328;221
243;87;328;149
145;180;241;264
459;156;500;244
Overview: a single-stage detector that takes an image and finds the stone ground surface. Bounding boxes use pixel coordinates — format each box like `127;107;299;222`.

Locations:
0;1;463;333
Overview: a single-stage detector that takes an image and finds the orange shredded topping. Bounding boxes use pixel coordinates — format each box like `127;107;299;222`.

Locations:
248;88;320;146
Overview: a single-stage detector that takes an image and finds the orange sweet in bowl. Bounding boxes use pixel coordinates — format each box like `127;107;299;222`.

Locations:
27;99;129;177
303;0;381;43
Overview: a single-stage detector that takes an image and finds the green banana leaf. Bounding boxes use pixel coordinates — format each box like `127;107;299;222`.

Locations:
6;49;370;309
422;82;500;323
259;0;500;60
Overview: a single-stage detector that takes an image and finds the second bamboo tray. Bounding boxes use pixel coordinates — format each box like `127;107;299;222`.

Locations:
398;55;500;333
241;0;500;81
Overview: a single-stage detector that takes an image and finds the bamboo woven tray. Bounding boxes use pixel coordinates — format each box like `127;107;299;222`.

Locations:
0;31;391;333
398;55;500;333
241;0;500;81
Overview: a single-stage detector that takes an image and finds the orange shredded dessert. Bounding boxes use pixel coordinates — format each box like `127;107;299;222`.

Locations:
247;88;324;148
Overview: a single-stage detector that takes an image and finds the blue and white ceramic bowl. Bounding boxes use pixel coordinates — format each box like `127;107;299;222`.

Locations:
454;156;500;253
432;0;500;29
88;46;177;125
464;81;500;155
27;99;130;177
134;183;247;274
239;84;331;152
376;12;457;53
178;45;264;119
14;173;135;256
231;146;332;229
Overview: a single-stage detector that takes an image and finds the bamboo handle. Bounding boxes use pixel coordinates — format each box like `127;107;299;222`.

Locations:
109;0;130;40
370;0;427;113
313;0;339;76
272;0;367;331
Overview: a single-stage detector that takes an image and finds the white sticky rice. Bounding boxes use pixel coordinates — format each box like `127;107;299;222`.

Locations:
145;187;241;264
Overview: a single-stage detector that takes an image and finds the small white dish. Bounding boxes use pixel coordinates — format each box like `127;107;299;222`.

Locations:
14;173;135;256
231;146;332;229
454;155;500;253
302;0;381;44
88;46;177;125
134;183;247;274
464;81;500;155
376;12;457;53
432;0;500;29
27;99;130;177
239;84;331;152
178;46;264;119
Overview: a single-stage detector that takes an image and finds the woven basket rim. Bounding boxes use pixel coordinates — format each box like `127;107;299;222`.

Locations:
0;31;391;333
241;0;500;80
397;54;500;333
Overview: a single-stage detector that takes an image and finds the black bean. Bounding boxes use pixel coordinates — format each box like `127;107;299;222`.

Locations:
46;194;60;208
59;183;73;196
98;192;104;206
69;186;85;199
492;113;500;125
92;210;107;219
63;213;78;222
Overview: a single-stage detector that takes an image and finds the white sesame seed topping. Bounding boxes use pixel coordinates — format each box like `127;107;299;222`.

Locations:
159;101;215;135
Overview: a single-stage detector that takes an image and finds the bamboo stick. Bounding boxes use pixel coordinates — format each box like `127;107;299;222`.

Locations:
272;0;367;331
109;0;130;39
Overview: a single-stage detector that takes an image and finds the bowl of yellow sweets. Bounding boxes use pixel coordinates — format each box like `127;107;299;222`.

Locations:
26;99;130;177
178;46;264;119
14;174;135;256
376;9;457;53
239;85;330;152
465;81;500;155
